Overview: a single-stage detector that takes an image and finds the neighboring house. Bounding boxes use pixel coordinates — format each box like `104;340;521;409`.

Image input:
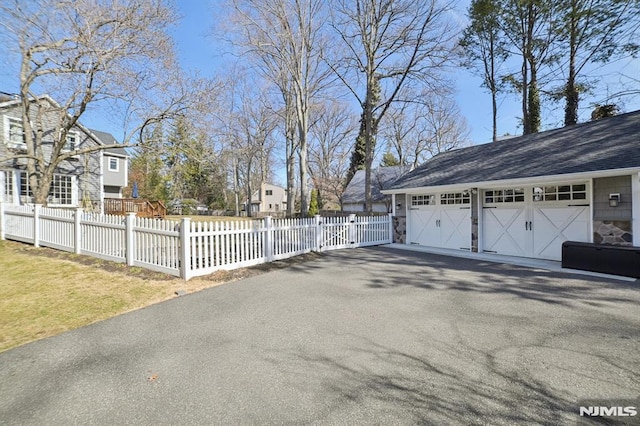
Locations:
90;129;128;199
342;165;411;213
0;94;125;212
384;110;640;261
244;183;287;215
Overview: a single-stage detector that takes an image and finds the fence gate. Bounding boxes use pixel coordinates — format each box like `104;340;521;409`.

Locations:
318;215;354;251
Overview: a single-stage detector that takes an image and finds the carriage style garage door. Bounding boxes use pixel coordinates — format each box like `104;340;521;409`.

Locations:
408;192;471;251
482;184;590;261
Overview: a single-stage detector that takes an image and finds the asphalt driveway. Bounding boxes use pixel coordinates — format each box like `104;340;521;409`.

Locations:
1;247;639;425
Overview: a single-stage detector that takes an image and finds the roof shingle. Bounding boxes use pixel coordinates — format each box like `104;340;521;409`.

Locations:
390;110;640;190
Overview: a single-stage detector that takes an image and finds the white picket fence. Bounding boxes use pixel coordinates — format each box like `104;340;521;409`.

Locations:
0;203;392;280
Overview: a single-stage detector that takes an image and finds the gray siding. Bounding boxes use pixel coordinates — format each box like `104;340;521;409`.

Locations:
593;176;632;221
1;99;102;206
593;175;633;245
103;154;127;187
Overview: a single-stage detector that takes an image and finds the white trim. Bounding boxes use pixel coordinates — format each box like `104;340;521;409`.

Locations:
476;188;483;253
382;167;640;195
62;131;80;152
99;150;104;214
3;115;24;148
123;154;128;188
108;156;119;172
632;172;640;246
589;178;594;243
391;193;396;216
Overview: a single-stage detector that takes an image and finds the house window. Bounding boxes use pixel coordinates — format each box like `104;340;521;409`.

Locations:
1;170;13;202
484;188;525;204
19;171;33;202
63;132;78;151
108;157;119;171
265;189;273;196
4;116;24;147
533;184;587;202
411;194;435;206
49;175;74;205
19;171;74;205
441;192;471;205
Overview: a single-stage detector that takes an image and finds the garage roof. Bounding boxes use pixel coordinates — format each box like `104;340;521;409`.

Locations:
343;165;411;203
388;110;640;190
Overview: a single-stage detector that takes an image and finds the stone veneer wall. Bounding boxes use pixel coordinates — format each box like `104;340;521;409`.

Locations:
471;189;479;252
593;221;632;245
593;176;633;246
393;216;406;244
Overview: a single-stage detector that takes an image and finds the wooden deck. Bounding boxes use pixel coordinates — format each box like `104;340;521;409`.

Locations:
103;198;167;218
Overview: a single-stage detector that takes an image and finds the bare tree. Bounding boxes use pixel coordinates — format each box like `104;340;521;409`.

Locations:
382;92;470;169
228;0;333;216
0;0;199;205
308;101;356;210
330;0;458;212
216;76;277;217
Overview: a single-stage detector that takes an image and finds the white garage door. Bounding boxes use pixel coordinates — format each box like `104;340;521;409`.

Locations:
482;185;590;261
409;193;471;251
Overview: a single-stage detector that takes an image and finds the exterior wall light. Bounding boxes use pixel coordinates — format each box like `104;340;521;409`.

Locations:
609;193;621;207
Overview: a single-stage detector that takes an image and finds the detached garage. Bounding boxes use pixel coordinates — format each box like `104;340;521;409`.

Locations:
384;111;640;262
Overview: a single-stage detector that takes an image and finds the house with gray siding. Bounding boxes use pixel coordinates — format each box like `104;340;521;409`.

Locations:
0;94;127;212
383;111;640;261
90;129;128;199
342;165;410;213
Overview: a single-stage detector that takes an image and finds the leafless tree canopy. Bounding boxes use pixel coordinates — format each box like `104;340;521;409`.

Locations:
329;0;460;211
227;0;333;216
0;0;200;205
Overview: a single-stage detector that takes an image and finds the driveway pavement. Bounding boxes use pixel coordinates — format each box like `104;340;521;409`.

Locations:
1;247;639;425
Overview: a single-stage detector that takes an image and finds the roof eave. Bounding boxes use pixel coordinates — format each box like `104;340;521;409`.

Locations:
382;167;640;194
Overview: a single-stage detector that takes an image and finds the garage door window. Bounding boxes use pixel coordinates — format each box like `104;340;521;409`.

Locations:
441;192;470;205
411;194;436;206
484;188;525;204
533;184;586;202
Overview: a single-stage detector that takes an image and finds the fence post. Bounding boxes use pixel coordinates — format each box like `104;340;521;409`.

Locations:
74;208;83;254
388;213;394;243
314;215;322;252
125;212;136;266
0;201;5;241
33;204;42;247
264;216;273;261
180;217;192;280
348;213;356;246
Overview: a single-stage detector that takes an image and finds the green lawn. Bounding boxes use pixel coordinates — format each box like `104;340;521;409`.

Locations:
0;240;256;352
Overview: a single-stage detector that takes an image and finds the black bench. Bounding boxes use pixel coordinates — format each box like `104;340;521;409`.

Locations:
562;241;640;279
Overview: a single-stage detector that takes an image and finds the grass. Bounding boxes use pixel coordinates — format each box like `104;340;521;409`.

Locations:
0;239;303;353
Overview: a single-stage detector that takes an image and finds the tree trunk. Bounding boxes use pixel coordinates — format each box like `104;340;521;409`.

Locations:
564;2;579;126
286;144;295;217
297;96;309;217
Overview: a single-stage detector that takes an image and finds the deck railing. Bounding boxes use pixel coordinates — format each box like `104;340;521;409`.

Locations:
104;198;167;218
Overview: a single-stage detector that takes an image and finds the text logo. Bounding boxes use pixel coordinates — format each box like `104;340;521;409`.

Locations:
579;406;638;417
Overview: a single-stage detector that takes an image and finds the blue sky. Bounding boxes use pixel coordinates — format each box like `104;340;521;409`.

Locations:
169;1;640;144
1;0;638;147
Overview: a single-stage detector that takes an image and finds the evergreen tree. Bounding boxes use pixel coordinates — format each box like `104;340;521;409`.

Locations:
308;189;319;216
380;152;400;167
